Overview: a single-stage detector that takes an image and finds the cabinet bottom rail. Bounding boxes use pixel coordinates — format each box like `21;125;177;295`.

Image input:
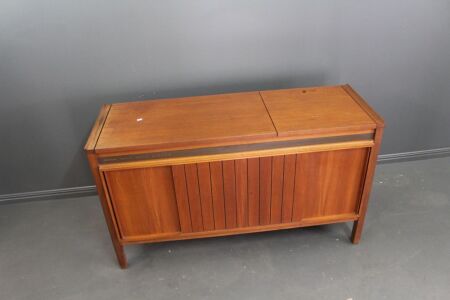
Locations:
119;213;359;245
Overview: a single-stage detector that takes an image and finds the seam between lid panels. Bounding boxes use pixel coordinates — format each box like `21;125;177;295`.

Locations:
94;104;113;151
258;91;279;137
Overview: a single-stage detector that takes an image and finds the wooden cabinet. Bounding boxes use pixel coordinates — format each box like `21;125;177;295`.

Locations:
85;84;384;268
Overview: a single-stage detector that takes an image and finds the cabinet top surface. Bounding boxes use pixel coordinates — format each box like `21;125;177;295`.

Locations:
91;85;380;154
260;86;376;137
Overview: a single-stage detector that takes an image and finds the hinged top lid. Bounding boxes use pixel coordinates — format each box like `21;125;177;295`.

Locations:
260;85;377;137
94;92;277;154
89;85;381;154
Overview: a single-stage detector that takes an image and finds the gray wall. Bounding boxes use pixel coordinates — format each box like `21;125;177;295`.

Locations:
1;0;450;195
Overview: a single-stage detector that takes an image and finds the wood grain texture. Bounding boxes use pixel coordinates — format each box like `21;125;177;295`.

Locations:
184;164;204;232
84;105;111;151
105;167;180;237
210;161;226;230
292;148;369;221
99;140;374;171
97;130;375;158
121;213;359;244
247;158;260;226
223;160;237;228
171;165;193;233
87;152;127;268
91;85;381;157
260;86;376;137
342;85;385;127
95;92;277;154
197;163;215;231
281;154;296;223
259;157;272;225
270;156;284;224
352;127;384;243
235;159;248;227
86;84;384;268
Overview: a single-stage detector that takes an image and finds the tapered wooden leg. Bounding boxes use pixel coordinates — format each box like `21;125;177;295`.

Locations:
100;197;127;268
341;86;385;245
112;239;128;269
350;127;384;245
87;152;128;269
351;220;363;244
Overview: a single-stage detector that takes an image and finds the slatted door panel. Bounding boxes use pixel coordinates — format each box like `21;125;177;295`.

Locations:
172;155;296;232
171;148;369;232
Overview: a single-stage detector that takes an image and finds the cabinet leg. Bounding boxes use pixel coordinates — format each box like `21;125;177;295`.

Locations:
351;127;384;245
351;220;363;244
86;153;128;269
112;241;128;269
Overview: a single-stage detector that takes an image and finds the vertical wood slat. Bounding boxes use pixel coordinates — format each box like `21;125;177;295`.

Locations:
259;157;272;225
281;154;296;223
247;158;260;226
223;160;237;228
270;156;284;224
171;165;193;233
197;163;215;231
184;164;204;232
292;154;305;222
235;159;248;227
210;161;226;229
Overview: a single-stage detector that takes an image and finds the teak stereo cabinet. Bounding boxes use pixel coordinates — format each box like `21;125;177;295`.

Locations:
85;84;384;268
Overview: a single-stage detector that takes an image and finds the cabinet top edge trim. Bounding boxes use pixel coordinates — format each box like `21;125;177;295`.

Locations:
95;128;375;157
342;84;385;128
99;139;374;172
84;104;112;152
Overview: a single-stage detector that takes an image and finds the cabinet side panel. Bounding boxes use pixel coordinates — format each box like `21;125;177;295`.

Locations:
184;164;204;232
210;162;226;230
235;159;249;227
172;165;193;233
197;163;215;231
293;148;369;220
105;167;181;238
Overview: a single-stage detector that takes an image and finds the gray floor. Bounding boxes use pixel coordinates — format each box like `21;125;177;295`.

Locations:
1;157;450;300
